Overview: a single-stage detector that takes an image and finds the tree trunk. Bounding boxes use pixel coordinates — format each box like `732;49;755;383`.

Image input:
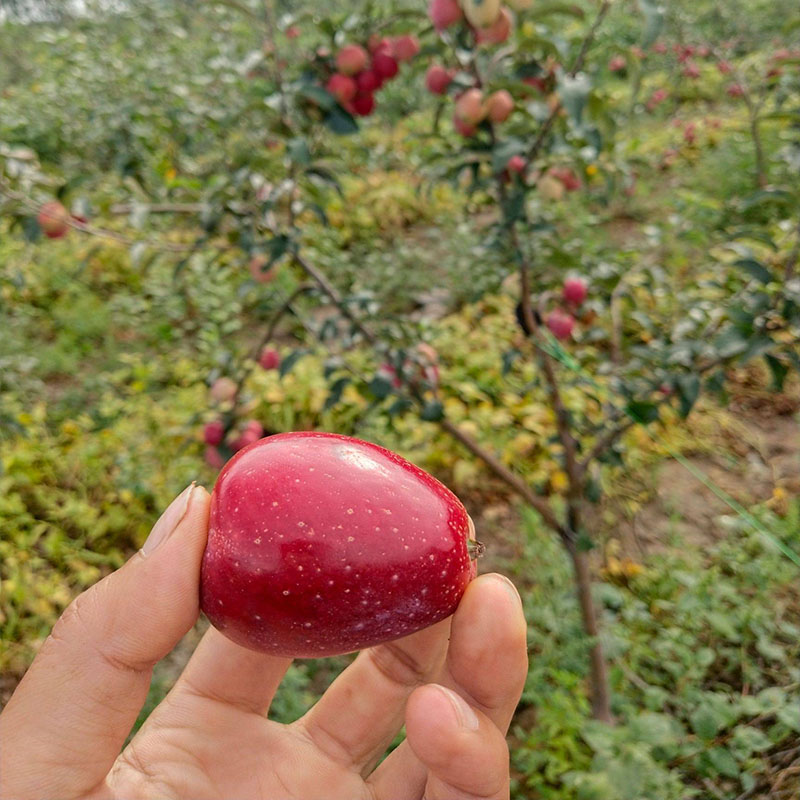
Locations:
564;537;614;723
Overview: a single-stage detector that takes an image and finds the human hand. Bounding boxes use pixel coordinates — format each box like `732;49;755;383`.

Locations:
0;483;528;800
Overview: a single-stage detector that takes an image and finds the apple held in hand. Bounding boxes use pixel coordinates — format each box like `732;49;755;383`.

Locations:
200;432;479;657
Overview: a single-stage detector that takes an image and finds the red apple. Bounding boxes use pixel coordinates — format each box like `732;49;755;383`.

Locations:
285;25;300;39
549;166;581;192
372;52;399;81
37;201;70;239
546;309;575;341
652;41;667;54
562;277;588;306
429;0;463;31
682;61;700;79
455;88;486;125
368;35;392;55
507;154;527;174
326;73;357;104
425;64;455;94
204;420;226;446
609;55;626;72
259;347;281;371
476;7;512;45
336;44;369;76
485;89;514;122
356;70;381;93
351;92;376;116
392;34;420;62
717;60;733;74
205;446;226;470
200;432;477;656
727;83;745;98
453;112;476;137
210;377;238;404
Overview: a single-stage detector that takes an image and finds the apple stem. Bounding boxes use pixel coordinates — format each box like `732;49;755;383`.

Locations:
467;539;486;560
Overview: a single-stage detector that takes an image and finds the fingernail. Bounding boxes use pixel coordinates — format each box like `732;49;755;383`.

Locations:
435;685;480;731
140;483;196;558
493;574;522;606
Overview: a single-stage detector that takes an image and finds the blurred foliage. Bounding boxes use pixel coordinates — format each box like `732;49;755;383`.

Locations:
1;1;799;798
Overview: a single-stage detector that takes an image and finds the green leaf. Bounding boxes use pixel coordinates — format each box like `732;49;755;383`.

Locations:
558;72;592;126
278;348;309;378
324;106;359;135
625;401;660;425
287;137;311;166
735;258;772;285
324;377;350;410
676;374;701;418
526;2;584;20
690;705;723;741
707;747;739;778
420;400;444;422
755;637;786;663
764;354;789;391
368;375;394;400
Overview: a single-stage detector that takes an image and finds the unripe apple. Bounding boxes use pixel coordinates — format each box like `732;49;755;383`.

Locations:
356;70;381;93
205;446;225;470
507;154;527;174
538;174;566;201
210;377;238;404
485;89;514;122
476;6;512;45
546;309;575;341
455;88;486;125
563;276;588;306
204;420;226;446
429;0;463;31
392;34;420;62
351;92;376;116
372;52;399;81
37;201;70;239
461;0;501;29
200;432;477;657
336;44;369;76
326;73;357;104
259;347;281;371
425;64;455;94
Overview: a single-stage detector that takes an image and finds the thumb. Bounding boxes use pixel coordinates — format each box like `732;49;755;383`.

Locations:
0;483;210;800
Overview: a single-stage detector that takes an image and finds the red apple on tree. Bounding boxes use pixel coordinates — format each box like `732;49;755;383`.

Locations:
204;420;226;446
351;92;376;116
37;201;70;239
356;70;381;93
200;432;479;656
205;446;226;470
476;6;512;45
425;64;455;94
455;88;486;125
210;377;238;404
392;35;420;62
371;52;399;81
326;73;357;104
429;0;463;31
336;44;369;76
485;89;514;122
545;309;575;341
507;154;527;174
259;347;281;371
562;276;588;307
